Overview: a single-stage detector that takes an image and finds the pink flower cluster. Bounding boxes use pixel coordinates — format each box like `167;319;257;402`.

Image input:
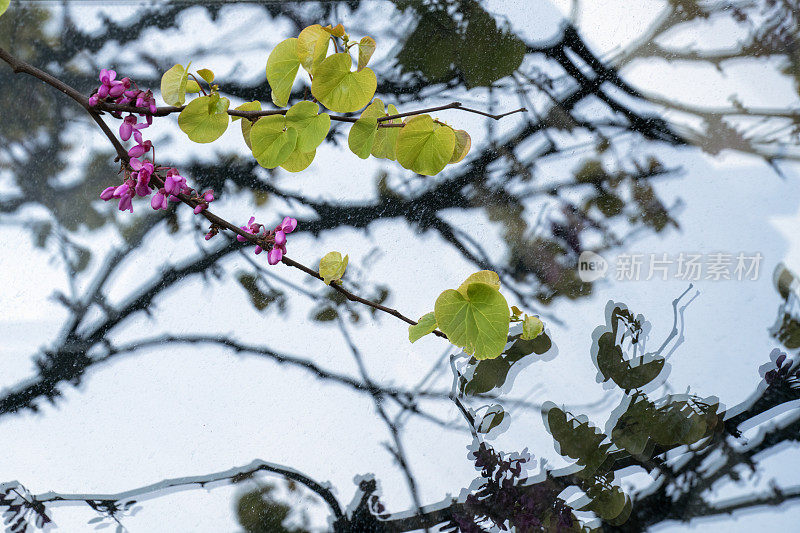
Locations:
90;69;214;215
90;69;296;266
88;69;156;113
231;216;298;265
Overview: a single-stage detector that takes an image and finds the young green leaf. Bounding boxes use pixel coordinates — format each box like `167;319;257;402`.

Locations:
409;312;437;343
280;148;316;172
233;101;262;148
196;68;214;84
285;101;331;152
449;129;471;164
249;115;298;168
322;23;346;38
521;315;544;340
435;282;510;360
396;115;456;176
457;270;500;296
348;116;378;159
311;53;377;113
0;0;9;18
185;79;202;93
319;251;349;285
160;63;191;106
357;36;376;71
266;38;301;108
297;24;331;75
178;94;230;143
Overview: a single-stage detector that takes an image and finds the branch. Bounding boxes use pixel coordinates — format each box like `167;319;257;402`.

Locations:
0;46;446;339
699;484;800;518
90;98;526;127
22;459;344;522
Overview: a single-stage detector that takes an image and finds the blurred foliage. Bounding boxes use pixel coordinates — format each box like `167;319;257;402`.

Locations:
236;483;310;533
395;0;526;87
537;300;721;526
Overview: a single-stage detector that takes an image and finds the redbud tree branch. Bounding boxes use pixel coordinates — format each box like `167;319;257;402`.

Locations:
91;97;526;127
0;46;522;338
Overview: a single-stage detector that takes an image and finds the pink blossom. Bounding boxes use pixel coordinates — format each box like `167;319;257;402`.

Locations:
100;186;116;201
128;137;152;158
164;169;186;196
151;189;168;210
119;114;147;141
118;194;133;212
279;216;298;233
267;246;284;265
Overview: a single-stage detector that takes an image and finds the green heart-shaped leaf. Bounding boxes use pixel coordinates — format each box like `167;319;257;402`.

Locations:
311;53;377;113
409;312;437;343
178;94;230;143
161;63;191;106
249;115;298;168
0;0;9;17
266;38;301;108
348;116;378;159
280;148;316;173
285;101;331;152
457;270;500;295
396;115;456;176
435;282;510;360
297;24;331;74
